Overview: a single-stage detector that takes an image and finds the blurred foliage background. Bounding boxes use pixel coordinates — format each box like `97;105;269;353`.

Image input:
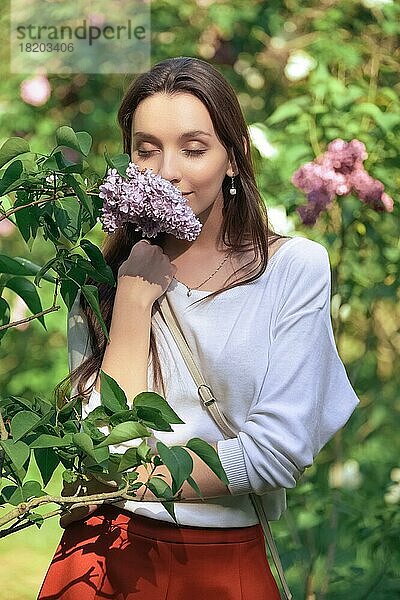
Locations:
0;0;399;598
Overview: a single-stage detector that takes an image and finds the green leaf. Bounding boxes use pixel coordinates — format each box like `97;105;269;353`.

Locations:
76;256;114;285
147;476;174;500
160;501;176;523
28;401;54;426
53;196;81;244
81;420;107;442
55;126;88;154
153;455;162;467
186;475;204;500
352;103;400;132
79;240;115;285
21;480;45;501
61;420;79;435
27;512;44;528
0;395;34;411
266;97;308;126
54;151;83;174
137;439;152;462
76;132;92;156
4;276;46;329
96;422;151;447
136;406;173;432
156;442;193;495
81;285;110;341
0;137;30;168
0;440;30;470
34;448;60;487
41;211;61;243
134;392;184;425
12;257;56;284
30;434;73;449
109;410;139;427
80;239;107;269
62;469;78;484
185;438;229;485
0;160;24;195
64;174;92;215
13;189;40;245
73;432;98;461
0;297;10;340
98;371;129;413
117;448;141;472
84;405;109;425
1;486;24;506
57;397;80;417
11;411;41;442
40;155;58;170
90;444;110;465
127;471;140;484
104;149;130;177
0;255;44;277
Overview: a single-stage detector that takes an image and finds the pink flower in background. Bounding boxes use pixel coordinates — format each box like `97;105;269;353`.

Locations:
0;219;15;236
292;138;394;225
88;13;106;26
324;138;368;174
20;75;51;107
99;162;202;240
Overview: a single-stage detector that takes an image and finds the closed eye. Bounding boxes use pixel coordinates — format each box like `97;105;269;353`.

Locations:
136;149;207;159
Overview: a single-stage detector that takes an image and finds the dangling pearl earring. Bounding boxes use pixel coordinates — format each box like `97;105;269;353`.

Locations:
229;175;237;196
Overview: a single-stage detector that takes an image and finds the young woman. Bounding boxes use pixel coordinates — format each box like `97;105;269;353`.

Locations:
38;57;360;600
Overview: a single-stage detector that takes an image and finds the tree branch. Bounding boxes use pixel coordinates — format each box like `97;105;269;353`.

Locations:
0;483;130;529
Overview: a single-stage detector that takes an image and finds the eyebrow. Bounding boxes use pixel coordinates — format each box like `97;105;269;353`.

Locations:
133;130;212;142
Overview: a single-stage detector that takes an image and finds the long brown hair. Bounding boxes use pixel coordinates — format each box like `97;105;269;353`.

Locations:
55;56;285;405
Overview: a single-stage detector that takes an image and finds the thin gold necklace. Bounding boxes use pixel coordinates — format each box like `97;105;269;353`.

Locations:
174;252;231;297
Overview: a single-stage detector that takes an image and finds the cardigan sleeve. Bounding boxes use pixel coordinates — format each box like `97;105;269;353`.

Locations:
217;242;360;496
67;289;100;408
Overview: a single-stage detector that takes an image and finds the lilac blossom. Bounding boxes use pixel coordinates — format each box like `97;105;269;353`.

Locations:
99;162;202;240
292;138;394;225
20;75;51;107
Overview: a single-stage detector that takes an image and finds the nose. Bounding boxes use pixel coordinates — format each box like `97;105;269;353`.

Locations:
158;152;182;188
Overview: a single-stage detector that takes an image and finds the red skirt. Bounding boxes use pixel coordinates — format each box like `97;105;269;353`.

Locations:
37;504;281;600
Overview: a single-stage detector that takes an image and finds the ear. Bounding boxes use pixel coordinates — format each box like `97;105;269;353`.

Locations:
226;137;248;177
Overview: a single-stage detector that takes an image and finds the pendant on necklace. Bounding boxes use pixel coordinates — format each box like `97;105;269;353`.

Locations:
187;289;192;297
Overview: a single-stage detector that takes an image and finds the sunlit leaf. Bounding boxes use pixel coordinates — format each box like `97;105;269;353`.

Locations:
96;421;151;447
134;392;184;425
0;440;30;470
185;438;229;485
156;442;193;495
11;411;41;442
0;137;30;168
5;276;46;329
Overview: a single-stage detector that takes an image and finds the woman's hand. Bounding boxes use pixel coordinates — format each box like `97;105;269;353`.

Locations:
59;466;167;528
117;239;177;307
59;474;119;529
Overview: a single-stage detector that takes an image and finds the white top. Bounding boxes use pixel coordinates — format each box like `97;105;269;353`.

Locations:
68;235;360;528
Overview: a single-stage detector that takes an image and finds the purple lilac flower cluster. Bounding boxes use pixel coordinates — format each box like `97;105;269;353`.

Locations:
98;162;202;240
292;138;394;225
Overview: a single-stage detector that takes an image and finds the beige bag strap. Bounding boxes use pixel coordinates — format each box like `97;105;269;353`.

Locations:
156;294;293;600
